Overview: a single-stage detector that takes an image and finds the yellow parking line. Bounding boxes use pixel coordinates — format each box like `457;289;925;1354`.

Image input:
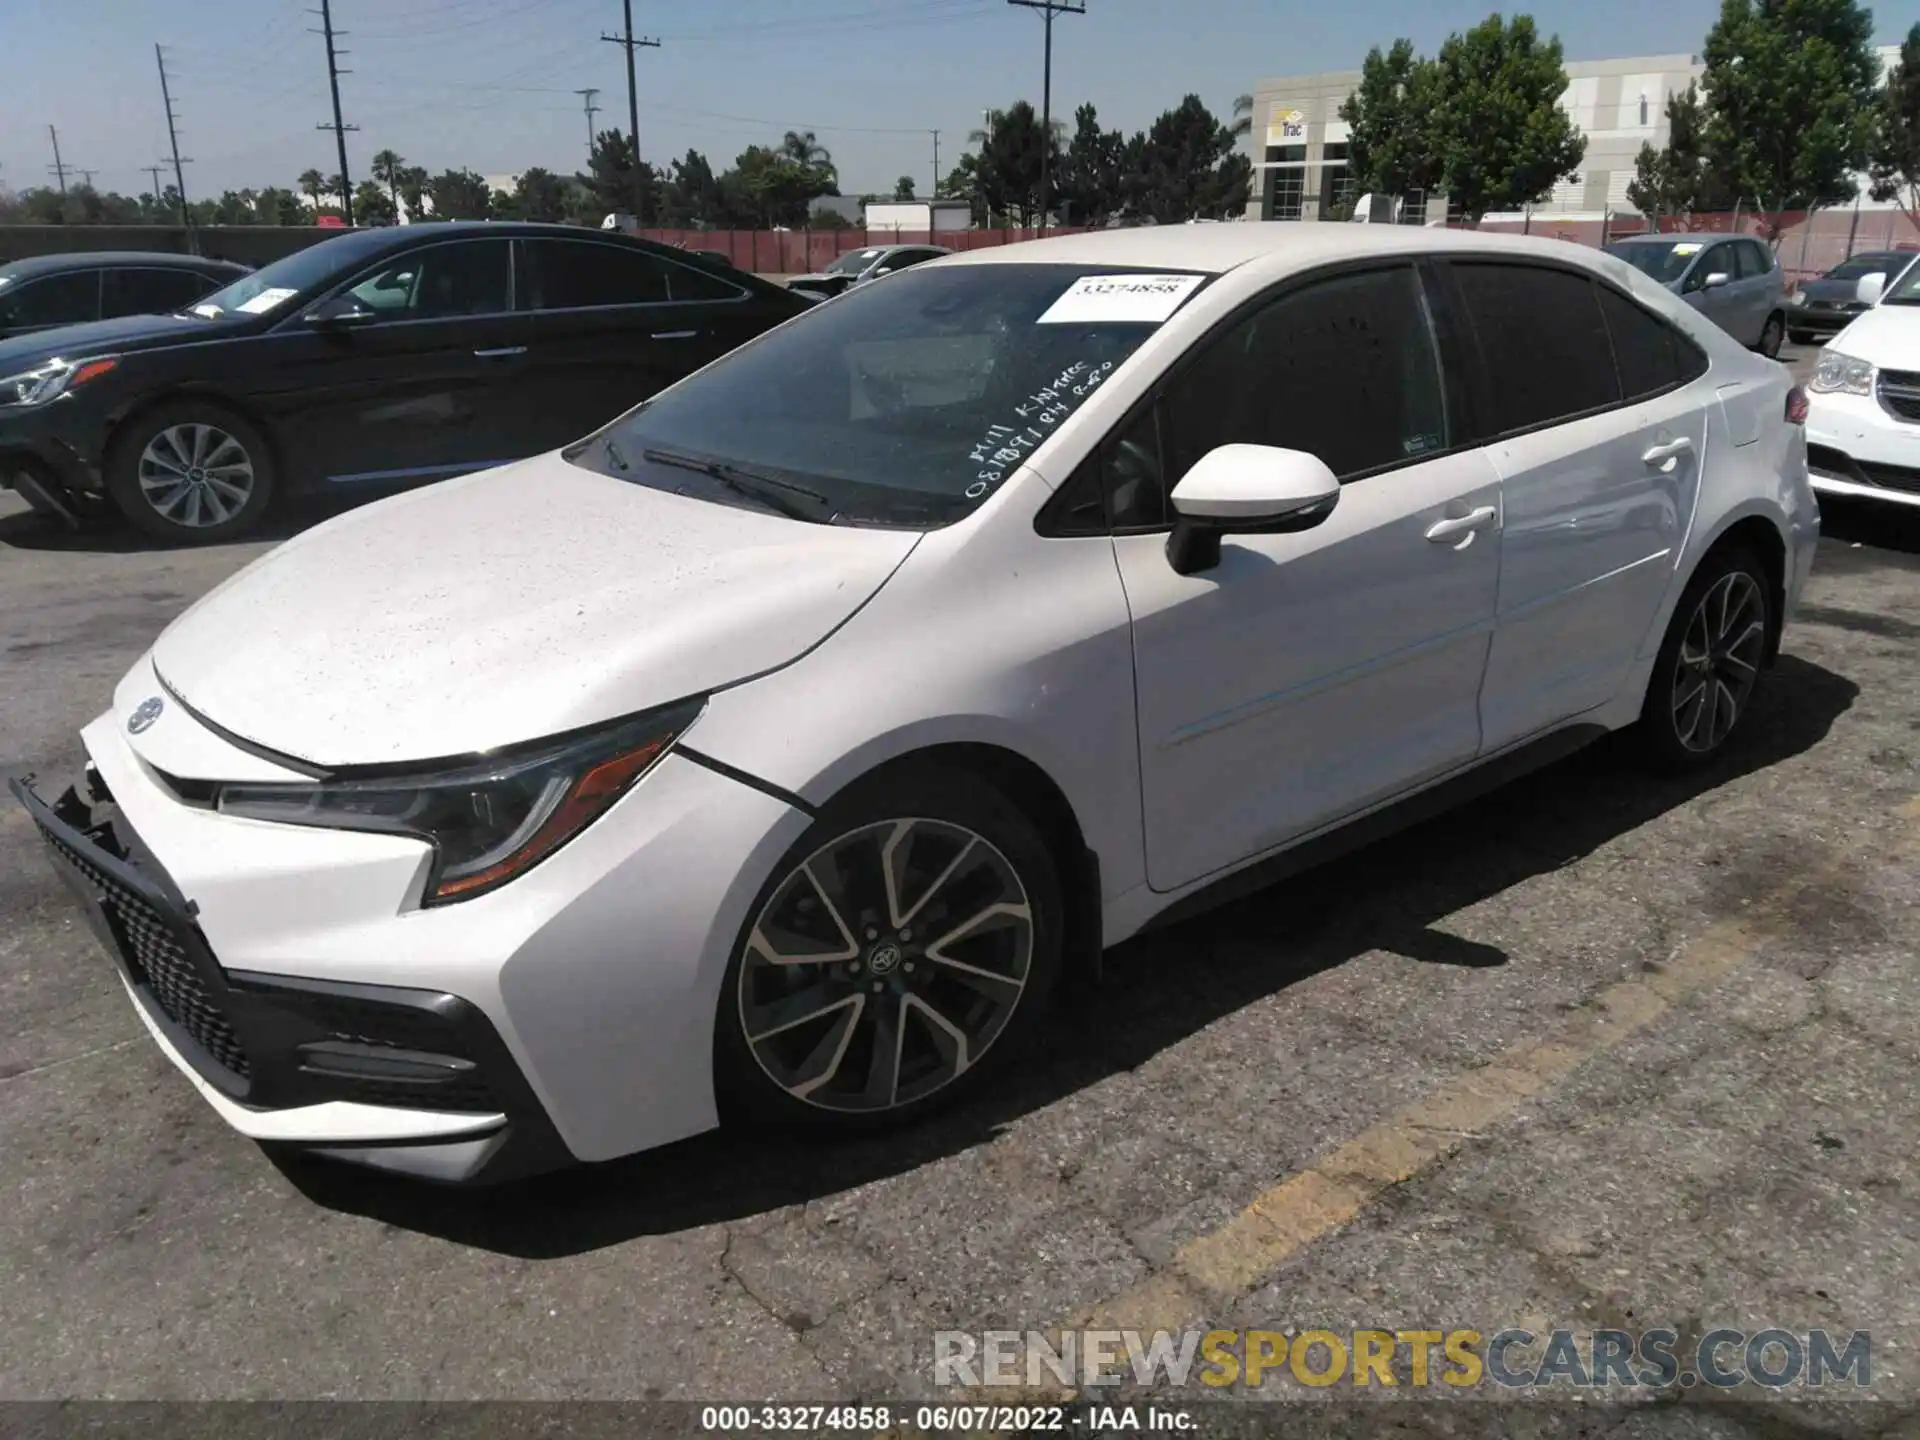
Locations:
1057;792;1920;1343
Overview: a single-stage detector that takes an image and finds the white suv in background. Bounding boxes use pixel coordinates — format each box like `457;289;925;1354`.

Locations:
1806;261;1920;509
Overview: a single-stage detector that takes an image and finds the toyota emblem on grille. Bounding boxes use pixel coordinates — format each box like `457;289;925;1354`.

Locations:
127;696;165;734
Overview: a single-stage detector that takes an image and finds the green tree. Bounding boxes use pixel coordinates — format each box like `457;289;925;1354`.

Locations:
716;144;835;227
659;149;721;226
892;175;916;200
396;165;429;219
353;179;397;226
1340;39;1444;211
1627;83;1733;226
1427;14;1586;224
1129;95;1248;223
1058;103;1128;225
296;168;325;211
427;167;492;220
965;101;1060;227
579;128;662;222
256;186;305;225
1869;23;1920;227
1701;0;1880;237
513;166;569;223
370;148;407;220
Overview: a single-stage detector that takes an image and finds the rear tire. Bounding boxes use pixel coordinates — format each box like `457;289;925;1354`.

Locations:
106;400;276;544
714;766;1064;1133
1757;312;1786;359
1636;546;1772;772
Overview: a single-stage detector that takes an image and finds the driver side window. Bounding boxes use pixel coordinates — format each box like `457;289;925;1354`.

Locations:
344;240;513;320
1100;263;1448;530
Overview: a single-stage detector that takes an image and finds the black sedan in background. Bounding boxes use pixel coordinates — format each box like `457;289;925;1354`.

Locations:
0;252;250;341
1786;249;1920;345
0;223;810;541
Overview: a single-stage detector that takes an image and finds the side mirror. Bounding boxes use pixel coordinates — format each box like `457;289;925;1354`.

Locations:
1856;271;1888;306
1701;271;1731;290
304;293;377;327
1165;444;1340;576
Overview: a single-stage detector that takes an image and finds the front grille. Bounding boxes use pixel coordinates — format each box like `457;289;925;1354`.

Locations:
41;829;251;1079
1878;369;1920;425
1859;460;1920;495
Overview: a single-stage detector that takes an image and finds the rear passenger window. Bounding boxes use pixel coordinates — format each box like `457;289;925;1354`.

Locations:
664;260;745;302
1596;286;1684;399
1452;264;1620;435
1741;241;1774;277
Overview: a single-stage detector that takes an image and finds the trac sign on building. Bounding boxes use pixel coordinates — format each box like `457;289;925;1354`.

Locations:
1266;108;1307;145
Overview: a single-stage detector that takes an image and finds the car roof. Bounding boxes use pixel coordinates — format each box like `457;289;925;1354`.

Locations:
0;251;247;280
940;222;1662;278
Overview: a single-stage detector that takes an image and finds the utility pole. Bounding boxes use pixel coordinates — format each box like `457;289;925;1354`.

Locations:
313;0;358;225
146;164;166;204
574;86;601;162
601;2;660;223
78;169;98;188
155;46;195;237
47;125;68;194
982;108;994;227
931;129;940;199
1006;0;1082;233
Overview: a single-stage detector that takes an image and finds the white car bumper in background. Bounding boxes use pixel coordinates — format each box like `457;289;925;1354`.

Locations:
1805;383;1920;508
12;692;812;1184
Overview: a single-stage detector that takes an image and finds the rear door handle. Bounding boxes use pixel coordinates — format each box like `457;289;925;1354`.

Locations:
1641;436;1694;467
473;345;527;358
1424;505;1497;543
651;329;700;340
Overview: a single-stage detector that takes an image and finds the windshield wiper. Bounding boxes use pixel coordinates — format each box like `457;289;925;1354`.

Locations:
602;434;632;471
641;447;835;522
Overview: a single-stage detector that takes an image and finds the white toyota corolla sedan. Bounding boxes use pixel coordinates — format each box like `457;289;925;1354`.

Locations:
15;225;1818;1185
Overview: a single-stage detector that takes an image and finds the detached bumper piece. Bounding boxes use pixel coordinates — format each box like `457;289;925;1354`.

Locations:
9;771;571;1185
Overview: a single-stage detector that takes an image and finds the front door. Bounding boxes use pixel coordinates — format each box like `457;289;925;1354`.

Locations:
1682;241;1742;339
261;236;536;487
1112;262;1501;893
1442;261;1712;749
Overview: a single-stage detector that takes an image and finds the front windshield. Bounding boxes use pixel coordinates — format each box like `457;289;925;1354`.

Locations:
1605;239;1709;284
575;263;1208;525
1885;259;1920;305
827;248;884;275
1824;253;1905;281
188;239;355;318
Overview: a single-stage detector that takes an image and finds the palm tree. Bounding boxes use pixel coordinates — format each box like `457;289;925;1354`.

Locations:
397;165;429;218
780;129;835;181
1230;94;1255;142
371;148;406;220
297;168;325;211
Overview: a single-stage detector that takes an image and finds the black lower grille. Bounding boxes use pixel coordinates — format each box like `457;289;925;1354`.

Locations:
1877;370;1920;424
41;829;251;1079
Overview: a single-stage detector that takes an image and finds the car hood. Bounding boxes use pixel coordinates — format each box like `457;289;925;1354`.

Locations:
148;454;921;769
1826;304;1920;366
0;310;250;369
1799;278;1871;303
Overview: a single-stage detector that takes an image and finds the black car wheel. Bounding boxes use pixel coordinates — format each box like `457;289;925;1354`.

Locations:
1757;312;1786;359
107;401;277;544
1637;546;1771;772
714;766;1064;1131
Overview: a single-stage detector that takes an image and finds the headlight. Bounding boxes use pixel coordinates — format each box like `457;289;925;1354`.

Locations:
1809;351;1875;396
0;355;119;409
1789;290;1806;306
215;698;704;904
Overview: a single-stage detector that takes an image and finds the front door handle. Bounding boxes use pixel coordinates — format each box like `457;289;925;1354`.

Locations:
1641;435;1694;468
651;329;700;341
473;345;527;358
1424;505;1497;544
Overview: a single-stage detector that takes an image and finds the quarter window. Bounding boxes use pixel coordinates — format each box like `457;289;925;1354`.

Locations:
1451;263;1621;434
1596;285;1688;400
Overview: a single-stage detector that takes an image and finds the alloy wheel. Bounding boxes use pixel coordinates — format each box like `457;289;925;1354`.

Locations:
1670;570;1766;754
736;817;1035;1114
137;423;256;529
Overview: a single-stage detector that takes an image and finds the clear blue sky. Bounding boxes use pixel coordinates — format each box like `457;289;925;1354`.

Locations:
1;0;1896;202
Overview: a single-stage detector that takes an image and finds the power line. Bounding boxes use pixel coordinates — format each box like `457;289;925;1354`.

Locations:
47;125;69;194
312;0;359;225
1007;0;1083;233
155;46;195;234
575;86;601;162
600;1;660;221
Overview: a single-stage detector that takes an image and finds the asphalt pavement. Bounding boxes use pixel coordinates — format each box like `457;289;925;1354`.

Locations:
4;344;1920;1431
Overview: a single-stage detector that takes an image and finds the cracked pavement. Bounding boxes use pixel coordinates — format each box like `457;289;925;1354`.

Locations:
3;423;1919;1435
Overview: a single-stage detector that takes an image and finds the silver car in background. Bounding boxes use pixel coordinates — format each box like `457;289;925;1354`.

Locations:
1605;234;1788;358
786;243;952;302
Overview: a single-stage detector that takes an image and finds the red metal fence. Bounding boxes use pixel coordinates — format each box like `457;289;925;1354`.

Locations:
634;226;1097;274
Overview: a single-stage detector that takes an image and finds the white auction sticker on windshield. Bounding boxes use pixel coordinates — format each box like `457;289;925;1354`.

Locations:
235;287;299;315
1037;273;1205;325
1671;243;1703;256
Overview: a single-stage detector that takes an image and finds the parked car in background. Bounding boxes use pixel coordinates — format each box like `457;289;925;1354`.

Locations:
1603;234;1788;357
0;222;810;541
11;225;1815;1185
1787;250;1920;346
1805;259;1920;510
785;243;951;301
0;252;249;341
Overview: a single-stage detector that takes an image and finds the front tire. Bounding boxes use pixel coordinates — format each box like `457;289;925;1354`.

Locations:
714;767;1064;1131
1636;547;1771;771
107;401;276;543
1756;312;1786;359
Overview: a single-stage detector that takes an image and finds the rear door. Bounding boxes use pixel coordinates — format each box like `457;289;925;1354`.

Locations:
1448;260;1711;750
519;236;771;448
100;266;221;320
1730;240;1777;345
263;236;537;486
0;268;102;337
